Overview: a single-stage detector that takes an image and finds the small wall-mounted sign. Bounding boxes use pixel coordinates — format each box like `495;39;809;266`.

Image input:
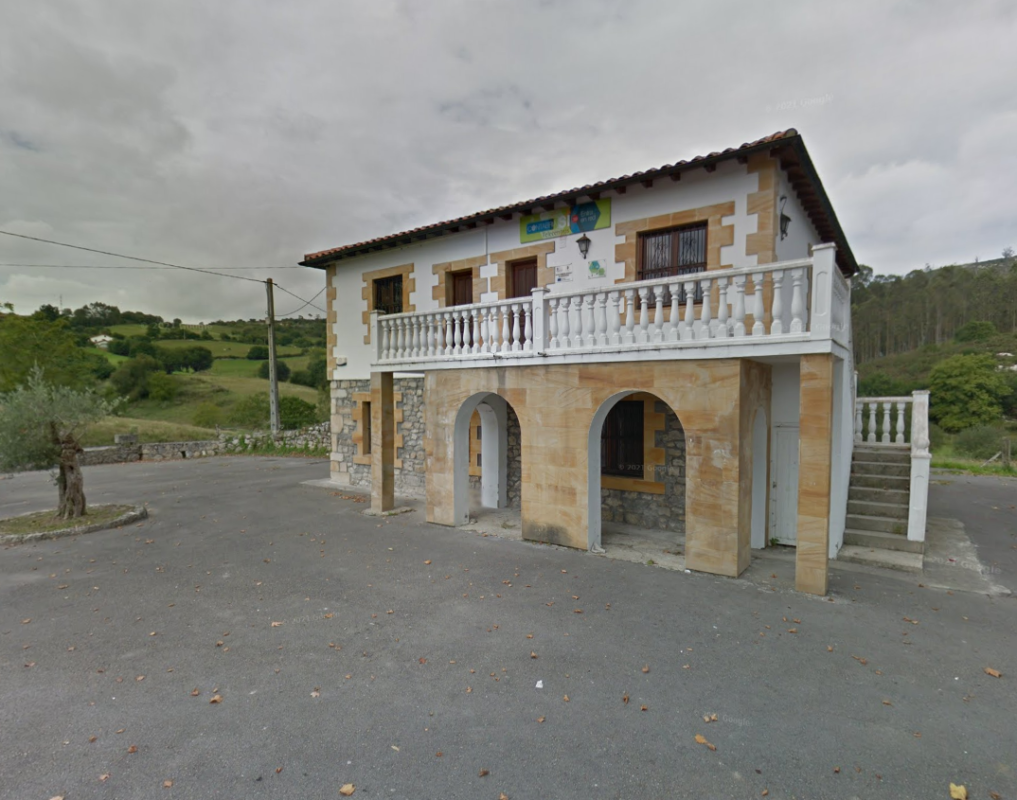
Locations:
588;260;606;278
555;263;573;282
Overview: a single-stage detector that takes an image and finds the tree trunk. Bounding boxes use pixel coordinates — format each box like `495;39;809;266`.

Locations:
56;438;86;519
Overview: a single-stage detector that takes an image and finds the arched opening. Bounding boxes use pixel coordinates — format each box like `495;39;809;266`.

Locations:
588;391;686;554
453;392;521;527
751;405;768;549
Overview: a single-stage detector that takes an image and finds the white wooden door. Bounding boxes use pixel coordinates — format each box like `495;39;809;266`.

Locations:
770;425;800;545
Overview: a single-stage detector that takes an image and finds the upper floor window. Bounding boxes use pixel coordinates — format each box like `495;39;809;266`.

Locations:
374;275;403;314
639;222;707;281
508;257;538;299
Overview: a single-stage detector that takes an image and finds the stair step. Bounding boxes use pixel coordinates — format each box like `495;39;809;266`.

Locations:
848;499;909;519
848;485;910;504
852;447;911;464
850;460;911;478
838;545;923;573
850;474;911;490
843;528;924;554
846;513;909;535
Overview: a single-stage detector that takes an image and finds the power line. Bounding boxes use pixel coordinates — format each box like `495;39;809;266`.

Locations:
276;286;327;317
273;282;326;314
0;230;266;283
0;263;301;270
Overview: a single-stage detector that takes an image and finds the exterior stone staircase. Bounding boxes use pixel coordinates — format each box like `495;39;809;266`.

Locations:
839;444;924;572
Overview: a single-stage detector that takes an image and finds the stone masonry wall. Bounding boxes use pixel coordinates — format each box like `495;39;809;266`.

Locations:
330;377;426;498
601;403;686;534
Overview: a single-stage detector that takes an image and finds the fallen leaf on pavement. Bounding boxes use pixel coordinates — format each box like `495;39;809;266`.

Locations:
703;713;717;723
694;734;716;751
537;716;545;723
642;665;650;673
275;767;283;774
21;619;31;624
136;675;145;682
762;791;769;797
99;774;110;783
984;667;1002;678
339;784;356;796
949;783;967;800
500;794;509;800
622;695;629;704
882;700;892;706
479;769;489;777
209;694;223;704
271;621;283;627
418;657;427;664
424;560;431;565
530;652;538;659
640;705;648;711
311;688;321;698
563;695;570;702
127;745;138;754
163;780;173;788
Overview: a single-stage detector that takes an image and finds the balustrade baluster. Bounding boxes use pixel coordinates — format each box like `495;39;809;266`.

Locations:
511;303;522;351
583;295;596;348
698;277;712;339
559;297;571;350
501;306;511;352
426;314;436;357
449;310;460;355
392;319;401;359
379;320;389;360
895;401;906;444
411;317;420;357
471;309;481;354
881;402;892;444
666;282;681;342
715;277;729;338
866;401;877;444
732;276;747;337
623;289;636;345
548;297;560;349
444;312;454;356
854;401;863;442
681;279;695;340
751;276;765;336
595;294;608;346
789;268;805;333
651;286;664;343
770;270;785;335
637;287;650;344
608;291;622;346
523;304;533;351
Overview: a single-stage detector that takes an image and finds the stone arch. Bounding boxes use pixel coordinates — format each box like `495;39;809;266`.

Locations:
453;392;518;526
587;390;687;552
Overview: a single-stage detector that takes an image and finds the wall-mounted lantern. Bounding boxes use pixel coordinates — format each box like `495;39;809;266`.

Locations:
779;195;791;241
576;233;591;259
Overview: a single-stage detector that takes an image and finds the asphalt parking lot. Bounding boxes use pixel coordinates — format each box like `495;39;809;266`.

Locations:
2;456;1015;800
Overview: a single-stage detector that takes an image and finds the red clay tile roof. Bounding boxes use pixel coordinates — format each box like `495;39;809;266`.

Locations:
301;129;857;275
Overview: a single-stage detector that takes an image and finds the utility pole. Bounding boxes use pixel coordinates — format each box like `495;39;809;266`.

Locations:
265;278;281;434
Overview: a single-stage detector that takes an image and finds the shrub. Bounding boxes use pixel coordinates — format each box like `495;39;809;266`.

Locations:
290;369;314;388
256;360;291;381
228;394;269;429
929;354;1011;432
954;425;1008;460
928;423;948;451
954;320;997;342
192;402;225;428
109;355;163;401
246;345;269;360
146;372;178;402
279;396;318;429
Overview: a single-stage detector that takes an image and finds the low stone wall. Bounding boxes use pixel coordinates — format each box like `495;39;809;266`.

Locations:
80;423;330;466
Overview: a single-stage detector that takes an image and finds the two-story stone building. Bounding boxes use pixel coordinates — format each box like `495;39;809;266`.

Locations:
302;129;860;595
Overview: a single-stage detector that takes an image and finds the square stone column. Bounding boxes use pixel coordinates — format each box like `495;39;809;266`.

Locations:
371;371;395;513
796;353;834;595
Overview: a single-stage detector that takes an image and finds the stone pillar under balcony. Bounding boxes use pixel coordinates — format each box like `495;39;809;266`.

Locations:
795;352;834;595
370;371;395;513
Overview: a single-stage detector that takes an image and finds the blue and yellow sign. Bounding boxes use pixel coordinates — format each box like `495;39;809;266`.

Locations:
520;199;611;243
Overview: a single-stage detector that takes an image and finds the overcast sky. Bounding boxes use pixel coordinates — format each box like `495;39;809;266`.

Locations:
2;0;1015;322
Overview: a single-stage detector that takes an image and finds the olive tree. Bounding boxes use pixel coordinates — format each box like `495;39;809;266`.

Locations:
0;367;119;519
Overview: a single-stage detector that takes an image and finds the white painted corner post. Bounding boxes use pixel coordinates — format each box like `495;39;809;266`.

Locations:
530;286;548;353
907;390;931;543
808;243;837;340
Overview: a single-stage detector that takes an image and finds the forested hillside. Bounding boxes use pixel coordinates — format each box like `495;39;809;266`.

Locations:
851;254;1017;364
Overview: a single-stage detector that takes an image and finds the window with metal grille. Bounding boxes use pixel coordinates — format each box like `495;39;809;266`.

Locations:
601;401;644;478
374;275;403;315
362;401;372;455
638;223;707;301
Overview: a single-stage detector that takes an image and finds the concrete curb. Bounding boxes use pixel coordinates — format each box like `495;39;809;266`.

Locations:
0;505;148;546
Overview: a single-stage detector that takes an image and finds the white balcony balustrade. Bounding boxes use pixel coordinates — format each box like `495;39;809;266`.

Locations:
372;243;848;369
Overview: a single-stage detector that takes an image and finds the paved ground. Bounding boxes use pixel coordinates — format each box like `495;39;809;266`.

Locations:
1;457;1015;800
928;471;1017;594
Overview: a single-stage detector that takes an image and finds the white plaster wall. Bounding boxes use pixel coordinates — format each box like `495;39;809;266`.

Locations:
774;170;822;263
770;362;801;426
326;160;772;379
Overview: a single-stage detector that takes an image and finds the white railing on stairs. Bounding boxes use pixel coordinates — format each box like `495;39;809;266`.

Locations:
853;390;931;544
